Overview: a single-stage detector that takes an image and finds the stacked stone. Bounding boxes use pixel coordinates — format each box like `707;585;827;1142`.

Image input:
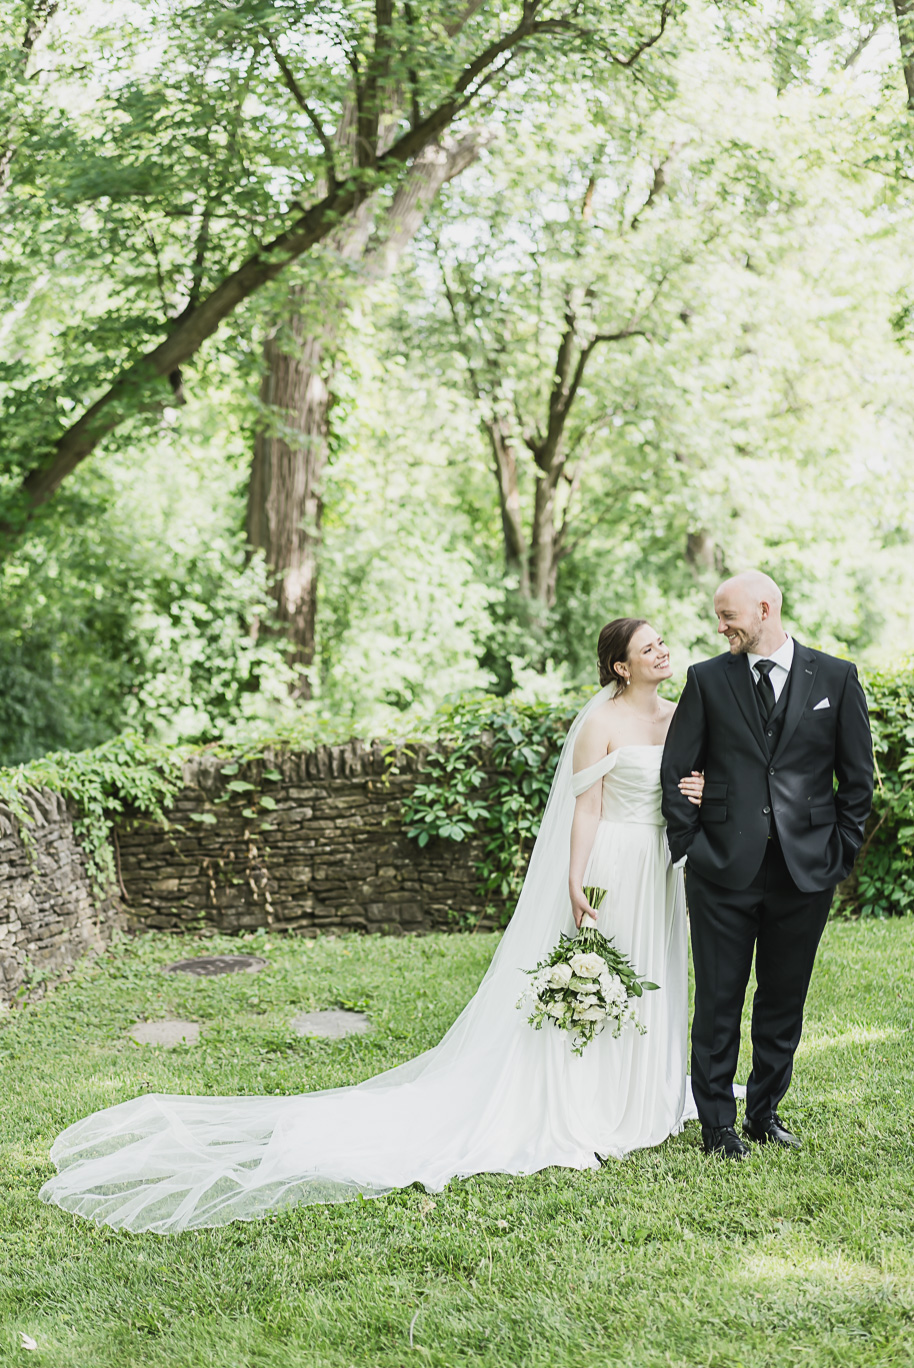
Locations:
0;788;120;1005
115;740;503;937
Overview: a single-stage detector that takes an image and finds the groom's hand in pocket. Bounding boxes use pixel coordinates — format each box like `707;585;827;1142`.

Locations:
677;771;705;806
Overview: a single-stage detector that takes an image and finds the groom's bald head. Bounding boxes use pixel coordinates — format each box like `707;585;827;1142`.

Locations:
718;571;783;612
714;571;786;655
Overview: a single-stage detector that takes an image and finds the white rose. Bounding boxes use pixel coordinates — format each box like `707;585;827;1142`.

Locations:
573;1005;607;1022
547;962;573;989
547;1001;567;1019
569;952;606;979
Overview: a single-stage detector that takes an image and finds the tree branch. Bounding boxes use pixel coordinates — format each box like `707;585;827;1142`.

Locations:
842;23;879;71
630;153;673;229
358;0;395;167
264;31;338;185
604;0;676;68
364;128;494;279
444;1;488;39
3;0;677;524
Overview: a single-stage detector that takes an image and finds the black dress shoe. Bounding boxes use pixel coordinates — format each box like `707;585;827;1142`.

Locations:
742;1113;801;1149
701;1124;750;1159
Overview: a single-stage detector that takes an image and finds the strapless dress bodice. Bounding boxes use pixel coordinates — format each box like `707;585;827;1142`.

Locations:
571;744;665;827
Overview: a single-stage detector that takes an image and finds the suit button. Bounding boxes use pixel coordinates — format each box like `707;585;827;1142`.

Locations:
763;805;771;814
767;730;773;737
769;767;775;775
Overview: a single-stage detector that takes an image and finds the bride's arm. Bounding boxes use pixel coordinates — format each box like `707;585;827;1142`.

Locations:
568;716;610;929
569;793;602;928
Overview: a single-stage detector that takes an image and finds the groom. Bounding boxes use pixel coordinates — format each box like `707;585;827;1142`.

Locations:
660;572;873;1159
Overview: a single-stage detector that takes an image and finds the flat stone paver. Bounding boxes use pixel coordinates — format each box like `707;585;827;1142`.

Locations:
130;1019;201;1047
291;1009;372;1039
163;955;267;976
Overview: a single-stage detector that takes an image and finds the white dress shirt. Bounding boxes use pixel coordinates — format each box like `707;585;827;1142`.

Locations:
747;634;794;702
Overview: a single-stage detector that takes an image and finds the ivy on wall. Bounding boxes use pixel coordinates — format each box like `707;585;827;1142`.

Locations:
0;734;180;889
401;694;585;924
849;664;914;918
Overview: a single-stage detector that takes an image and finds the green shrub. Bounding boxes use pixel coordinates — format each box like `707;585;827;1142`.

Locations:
401;692;585;925
851;663;914;917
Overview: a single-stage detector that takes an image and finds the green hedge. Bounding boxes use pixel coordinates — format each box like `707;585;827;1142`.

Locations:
847;663;914;918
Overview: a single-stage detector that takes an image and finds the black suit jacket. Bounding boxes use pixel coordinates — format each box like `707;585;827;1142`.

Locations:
660;642;873;893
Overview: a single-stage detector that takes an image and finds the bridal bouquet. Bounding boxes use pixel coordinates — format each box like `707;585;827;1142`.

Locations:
516;887;659;1056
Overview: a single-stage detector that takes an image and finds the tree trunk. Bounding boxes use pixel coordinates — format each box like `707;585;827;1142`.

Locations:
685;528;722;573
483;414;529;594
528;466;564;610
247;132;492;683
246;310;331;695
893;0;914;111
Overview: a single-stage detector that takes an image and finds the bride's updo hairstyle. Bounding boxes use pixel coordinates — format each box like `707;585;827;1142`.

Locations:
598;617;648;696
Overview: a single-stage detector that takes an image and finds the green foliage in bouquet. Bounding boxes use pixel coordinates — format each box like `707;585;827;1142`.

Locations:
517;889;659;1056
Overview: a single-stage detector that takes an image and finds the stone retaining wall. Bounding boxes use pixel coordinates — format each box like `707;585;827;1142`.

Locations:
0;788;121;1005
0;741;499;1001
115;741;499;936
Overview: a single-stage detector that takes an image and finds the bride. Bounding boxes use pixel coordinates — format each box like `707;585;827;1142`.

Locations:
40;618;705;1233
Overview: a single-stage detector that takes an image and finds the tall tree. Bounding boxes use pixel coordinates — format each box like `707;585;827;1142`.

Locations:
247;48;490;688
0;0;679;537
416;83;750;635
892;0;914;108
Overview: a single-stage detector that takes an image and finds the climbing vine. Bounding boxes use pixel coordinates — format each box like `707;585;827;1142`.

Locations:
401;693;586;923
0;733;181;889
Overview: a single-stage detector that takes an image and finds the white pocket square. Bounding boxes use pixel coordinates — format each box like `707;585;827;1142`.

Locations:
813;697;830;711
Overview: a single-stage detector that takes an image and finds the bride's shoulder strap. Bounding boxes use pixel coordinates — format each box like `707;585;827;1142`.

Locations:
571;749;620;797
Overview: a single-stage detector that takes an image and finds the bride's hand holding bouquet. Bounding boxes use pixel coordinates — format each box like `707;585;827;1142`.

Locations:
517;887;659;1056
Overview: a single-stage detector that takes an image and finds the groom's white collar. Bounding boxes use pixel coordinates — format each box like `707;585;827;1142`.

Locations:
747;634;794;672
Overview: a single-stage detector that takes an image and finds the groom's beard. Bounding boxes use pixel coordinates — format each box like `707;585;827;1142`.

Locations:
725;622;764;654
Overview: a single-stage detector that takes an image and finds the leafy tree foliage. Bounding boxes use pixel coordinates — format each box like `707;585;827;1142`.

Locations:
0;0;682;529
1;0;914;765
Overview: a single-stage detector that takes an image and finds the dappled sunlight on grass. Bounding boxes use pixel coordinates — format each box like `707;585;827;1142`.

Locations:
797;1024;908;1054
734;1241;899;1290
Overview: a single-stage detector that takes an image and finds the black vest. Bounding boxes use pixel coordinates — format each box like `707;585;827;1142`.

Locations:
752;657;794;755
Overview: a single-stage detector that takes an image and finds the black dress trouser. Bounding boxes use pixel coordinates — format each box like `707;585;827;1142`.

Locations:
685;831;834;1129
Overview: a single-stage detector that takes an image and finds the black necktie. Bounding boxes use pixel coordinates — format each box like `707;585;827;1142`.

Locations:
755;659;776;719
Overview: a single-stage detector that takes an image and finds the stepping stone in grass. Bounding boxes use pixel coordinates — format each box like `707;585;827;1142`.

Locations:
291;1009;372;1039
130;1020;201;1047
163;955;267;977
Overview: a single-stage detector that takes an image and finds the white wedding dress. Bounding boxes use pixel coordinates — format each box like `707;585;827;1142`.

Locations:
40;688;696;1234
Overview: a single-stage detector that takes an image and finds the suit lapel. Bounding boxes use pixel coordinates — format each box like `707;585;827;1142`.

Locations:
772;642;817;762
725;653;768;758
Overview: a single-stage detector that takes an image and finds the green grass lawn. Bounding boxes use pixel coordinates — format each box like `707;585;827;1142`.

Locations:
2;919;914;1368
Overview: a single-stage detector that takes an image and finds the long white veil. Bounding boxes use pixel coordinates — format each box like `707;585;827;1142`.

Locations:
40;687;616;1233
